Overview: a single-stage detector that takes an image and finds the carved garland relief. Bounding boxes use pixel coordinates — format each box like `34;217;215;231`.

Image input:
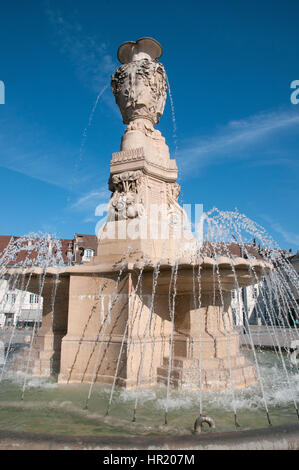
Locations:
108;170;145;220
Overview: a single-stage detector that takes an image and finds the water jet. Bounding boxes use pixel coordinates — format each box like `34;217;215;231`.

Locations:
0;38;298;447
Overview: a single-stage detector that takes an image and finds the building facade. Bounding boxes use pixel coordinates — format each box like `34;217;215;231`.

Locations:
231;283;260;327
0;233;97;328
0;279;42;328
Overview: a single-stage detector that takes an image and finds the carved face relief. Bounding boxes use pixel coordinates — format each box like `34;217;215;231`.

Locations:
111;58;167;126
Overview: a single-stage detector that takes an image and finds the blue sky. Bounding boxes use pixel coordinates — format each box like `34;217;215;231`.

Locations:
0;0;298;250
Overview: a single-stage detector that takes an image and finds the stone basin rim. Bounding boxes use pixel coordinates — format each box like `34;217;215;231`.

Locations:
3;256;272;277
0;422;298;450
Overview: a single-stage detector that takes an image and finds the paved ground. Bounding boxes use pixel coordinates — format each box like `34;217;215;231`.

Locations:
238;325;299;349
1;326;299;351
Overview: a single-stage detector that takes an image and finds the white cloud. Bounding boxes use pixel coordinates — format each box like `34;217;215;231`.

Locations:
71;189;108;211
260;215;299;247
178;109;299;174
45;5;116;92
268;222;299;247
0;118;98;191
70;191;109;235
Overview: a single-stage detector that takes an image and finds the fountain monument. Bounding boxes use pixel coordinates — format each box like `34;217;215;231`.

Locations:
10;38;272;391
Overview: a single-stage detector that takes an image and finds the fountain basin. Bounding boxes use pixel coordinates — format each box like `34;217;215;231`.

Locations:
1;348;299;449
1;424;299;450
5;255;272;391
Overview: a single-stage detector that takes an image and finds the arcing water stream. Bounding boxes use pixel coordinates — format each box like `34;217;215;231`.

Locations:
0;211;298;437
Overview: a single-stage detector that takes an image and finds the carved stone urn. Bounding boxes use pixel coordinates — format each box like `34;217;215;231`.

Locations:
111;37;167;133
97;37;190;266
110;37;173;162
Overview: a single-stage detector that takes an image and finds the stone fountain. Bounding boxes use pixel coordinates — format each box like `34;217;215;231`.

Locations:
9;37;272;391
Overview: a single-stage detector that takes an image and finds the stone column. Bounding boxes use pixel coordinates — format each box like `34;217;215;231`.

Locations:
157;288;257;390
31;274;69;377
58;272;128;384
57;269;172;388
125;270;172;388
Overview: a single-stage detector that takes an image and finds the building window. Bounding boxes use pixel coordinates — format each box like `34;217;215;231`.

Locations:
5;293;16;304
232;308;237;325
83;248;94;261
231;290;236;300
29;294;39;304
5;313;14;326
252;287;258;299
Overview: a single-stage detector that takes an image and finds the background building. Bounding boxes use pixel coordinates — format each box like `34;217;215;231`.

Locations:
286;250;299;327
231;283;260;327
0;279;42;328
0;233;97;329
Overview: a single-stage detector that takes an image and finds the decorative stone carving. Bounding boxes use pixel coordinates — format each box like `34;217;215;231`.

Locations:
167;182;181;204
167;183;181;227
125;120;164;139
108;170;145;220
167;182;190;233
111;147;144;164
111;38;167;129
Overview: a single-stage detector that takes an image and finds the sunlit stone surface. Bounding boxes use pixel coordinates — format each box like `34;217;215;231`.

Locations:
9;38;273;391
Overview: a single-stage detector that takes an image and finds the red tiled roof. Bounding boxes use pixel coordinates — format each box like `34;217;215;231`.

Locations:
0;235;14;255
2;235;284;267
0;234;97;266
201;241;264;259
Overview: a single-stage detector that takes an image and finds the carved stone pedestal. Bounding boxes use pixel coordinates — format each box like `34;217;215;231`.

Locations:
157;292;257;390
31;276;69;376
9;272;69;377
95;37;193;267
58;269;172;387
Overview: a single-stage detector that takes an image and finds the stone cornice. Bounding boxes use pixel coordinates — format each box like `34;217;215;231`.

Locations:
110;147;178;182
